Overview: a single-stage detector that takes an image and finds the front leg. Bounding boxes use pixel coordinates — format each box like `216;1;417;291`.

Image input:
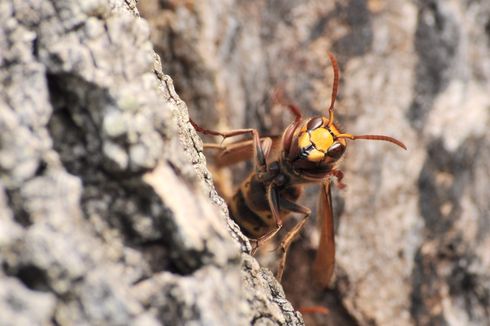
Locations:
190;119;271;174
275;199;311;282
331;169;346;189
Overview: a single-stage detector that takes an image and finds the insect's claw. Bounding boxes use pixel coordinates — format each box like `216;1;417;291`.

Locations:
331;169;346;189
251;241;259;255
336;180;347;189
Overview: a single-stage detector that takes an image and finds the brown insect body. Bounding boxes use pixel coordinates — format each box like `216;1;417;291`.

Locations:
229;164;303;239
191;52;406;286
229;117;343;240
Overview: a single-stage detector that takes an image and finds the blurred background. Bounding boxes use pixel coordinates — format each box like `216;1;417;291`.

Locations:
139;1;490;325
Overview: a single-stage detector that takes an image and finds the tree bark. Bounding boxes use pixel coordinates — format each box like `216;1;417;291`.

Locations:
0;0;302;325
139;1;490;325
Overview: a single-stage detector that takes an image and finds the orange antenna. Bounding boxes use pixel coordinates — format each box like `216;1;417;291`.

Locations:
327;52;340;128
336;133;407;150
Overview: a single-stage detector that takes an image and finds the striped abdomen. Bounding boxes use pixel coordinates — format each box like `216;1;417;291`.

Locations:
228;173;302;239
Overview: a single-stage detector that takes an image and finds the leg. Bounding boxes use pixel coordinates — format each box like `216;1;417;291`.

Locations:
254;184;284;245
203;138;272;169
298;306;329;315
331;169;346;189
275;200;311;282
250;182;287;255
190;118;268;173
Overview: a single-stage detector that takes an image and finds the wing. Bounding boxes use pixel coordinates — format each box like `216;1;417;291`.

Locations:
313;180;335;287
204;135;282;168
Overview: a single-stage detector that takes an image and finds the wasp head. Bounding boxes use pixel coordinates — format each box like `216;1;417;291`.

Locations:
296;116;346;163
282;52;406;175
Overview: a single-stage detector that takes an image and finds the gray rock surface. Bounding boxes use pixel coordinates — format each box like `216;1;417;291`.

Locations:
0;0;302;325
140;0;490;325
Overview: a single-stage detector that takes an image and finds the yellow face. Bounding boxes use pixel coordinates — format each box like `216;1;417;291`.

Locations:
297;117;346;163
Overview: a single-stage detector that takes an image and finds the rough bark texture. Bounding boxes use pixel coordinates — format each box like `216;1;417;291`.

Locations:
139;0;490;325
0;0;303;325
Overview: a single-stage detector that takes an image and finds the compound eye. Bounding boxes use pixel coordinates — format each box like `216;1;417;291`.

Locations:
326;142;345;159
306;116;324;131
